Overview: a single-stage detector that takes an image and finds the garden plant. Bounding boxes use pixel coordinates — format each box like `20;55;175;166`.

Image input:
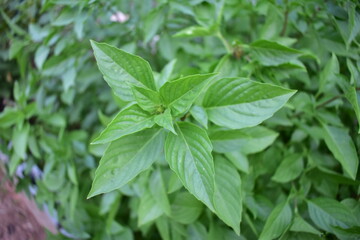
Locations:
0;0;360;239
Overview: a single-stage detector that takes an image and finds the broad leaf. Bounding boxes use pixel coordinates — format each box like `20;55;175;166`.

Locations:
213;156;242;235
259;201;292;240
225;151;249;173
131;86;162;112
290;214;321;235
150;169;171;216
249;40;303;66
154;108;176;134
307;198;357;233
13;123;29;159
160;73;216;116
210;126;278;153
170;192;203;224
203;78;296;129
165;122;215;210
272;154;304;183
321;123;358;179
92;104;155;144
35;45;50;70
90;40;156;101
138;187;163;226
157;59;177;89
88;128;165;198
190;105;208;129
318;53;339;94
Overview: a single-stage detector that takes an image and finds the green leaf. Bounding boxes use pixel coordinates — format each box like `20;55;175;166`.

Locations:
190;105;208;129
259;201;292;240
35;45;50;70
225;151;249;173
150;169;171;216
156;216;171;240
210;126;278;153
0;107;24;128
338;67;360;133
321;124;359;179
213;156;242;235
138;187;163;226
333;226;360;240
12;123;30;159
272;154;304;183
160;73;216;116
88;128;165;198
170;192;203;224
143;6;165;44
290;214;321;235
90;40;156;101
165;122;215;210
187;222;208;240
154;108;176;135
318;54;339;94
248;40;303;66
203;78;296;129
307;198;357;233
92;104;155;144
157;59;177;89
131;85;162;112
0;10;27;36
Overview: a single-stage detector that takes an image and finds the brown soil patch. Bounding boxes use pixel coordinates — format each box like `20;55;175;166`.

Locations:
0;167;57;240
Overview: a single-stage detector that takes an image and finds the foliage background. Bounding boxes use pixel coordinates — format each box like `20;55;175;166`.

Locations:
0;0;359;239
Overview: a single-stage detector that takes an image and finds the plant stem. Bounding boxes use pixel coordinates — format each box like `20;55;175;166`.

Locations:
280;0;289;36
217;31;232;54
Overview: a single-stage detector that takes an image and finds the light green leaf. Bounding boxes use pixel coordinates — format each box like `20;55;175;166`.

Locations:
225;151;249;173
150;169;171;216
190;105;208;129
154;108;176;134
131;85;162;112
203;78;296;129
165;122;215;210
0;107;24;128
307;198;357;233
138;187;163;226
213;156;242;235
9;39;28;59
143;6;165;44
156;216;171;240
321;124;359;179
92;104;155;144
61;67;76;91
210;126;278;153
272;154;304;183
187;222;208;240
160;73;216;116
157;59;177;90
259;201;292;240
88;128;165;198
90;40;156;101
290;214;321;235
249;40;303;66
13;123;30;159
318;53;339;94
171;192;203;224
35;45;50;70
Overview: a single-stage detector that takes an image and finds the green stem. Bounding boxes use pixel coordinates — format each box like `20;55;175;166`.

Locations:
217;31;232;54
